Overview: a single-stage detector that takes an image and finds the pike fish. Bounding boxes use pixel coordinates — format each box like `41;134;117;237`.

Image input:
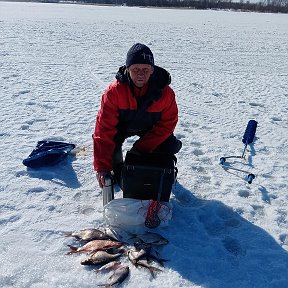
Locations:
66;239;123;255
65;228;109;241
81;250;122;266
98;265;129;287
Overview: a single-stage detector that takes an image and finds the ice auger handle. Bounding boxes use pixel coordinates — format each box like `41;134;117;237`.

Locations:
247;173;255;184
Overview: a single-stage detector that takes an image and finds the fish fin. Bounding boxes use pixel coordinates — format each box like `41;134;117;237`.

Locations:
102;245;115;252
145;256;152;264
117;247;127;255
150;255;169;267
127;233;137;240
64;233;81;241
122;248;128;257
81;259;94;265
153;250;160;257
138;264;162;278
135;262;163;278
149;266;163;278
158;258;169;267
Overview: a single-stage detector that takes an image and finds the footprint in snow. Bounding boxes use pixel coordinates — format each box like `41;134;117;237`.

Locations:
249;102;265;108
0;213;21;225
15;170;28;177
13;90;30;97
175;133;185;139
20;124;30;130
271;117;282;122
276;209;287;227
25;187;46;195
81;207;95;216
198;216;226;237
222;236;245;256
238;189;250;198
190;141;202;147
192;148;204;156
279;234;288;246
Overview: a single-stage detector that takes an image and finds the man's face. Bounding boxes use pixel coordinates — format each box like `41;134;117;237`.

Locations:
128;64;154;88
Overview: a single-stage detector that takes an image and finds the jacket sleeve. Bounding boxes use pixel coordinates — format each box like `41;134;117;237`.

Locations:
93;83;119;171
134;86;178;153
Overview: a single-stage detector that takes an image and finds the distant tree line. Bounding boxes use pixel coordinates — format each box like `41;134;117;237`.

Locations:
44;0;288;13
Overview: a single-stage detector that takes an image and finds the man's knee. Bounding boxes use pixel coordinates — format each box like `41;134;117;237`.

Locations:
154;134;182;154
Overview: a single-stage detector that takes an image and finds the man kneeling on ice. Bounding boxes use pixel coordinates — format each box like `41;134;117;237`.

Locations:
93;43;182;215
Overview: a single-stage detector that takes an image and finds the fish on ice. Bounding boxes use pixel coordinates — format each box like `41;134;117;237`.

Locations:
128;251;163;279
66;239;123;255
65;228;110;241
129;231;169;246
95;261;122;273
128;245;167;267
98;265;129;287
81;250;122;266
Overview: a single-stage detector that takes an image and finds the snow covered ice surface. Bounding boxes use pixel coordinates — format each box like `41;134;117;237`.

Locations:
1;1;288;287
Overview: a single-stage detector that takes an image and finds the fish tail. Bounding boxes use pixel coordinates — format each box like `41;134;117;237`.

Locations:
157;257;169;267
148;266;163;279
150;255;169;267
127;233;137;240
80;259;93;265
122;248;128;256
135;262;163;278
115;247;127;255
66;245;78;254
64;233;81;240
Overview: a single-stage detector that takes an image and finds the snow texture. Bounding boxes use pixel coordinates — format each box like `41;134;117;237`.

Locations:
0;2;288;288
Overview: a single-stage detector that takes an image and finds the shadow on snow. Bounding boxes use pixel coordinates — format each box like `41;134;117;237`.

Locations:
26;156;81;189
161;182;288;287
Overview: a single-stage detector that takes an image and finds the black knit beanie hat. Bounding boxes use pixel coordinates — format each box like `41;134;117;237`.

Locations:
126;43;154;68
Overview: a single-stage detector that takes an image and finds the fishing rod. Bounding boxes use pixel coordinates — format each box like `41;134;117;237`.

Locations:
219;120;258;184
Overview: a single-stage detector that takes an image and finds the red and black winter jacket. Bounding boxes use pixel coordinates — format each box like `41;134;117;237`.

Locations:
93;65;178;172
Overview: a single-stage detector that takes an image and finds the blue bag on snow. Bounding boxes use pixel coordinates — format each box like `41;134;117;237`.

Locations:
23;140;75;168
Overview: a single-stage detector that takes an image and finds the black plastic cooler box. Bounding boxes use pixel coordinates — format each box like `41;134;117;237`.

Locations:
121;152;177;202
